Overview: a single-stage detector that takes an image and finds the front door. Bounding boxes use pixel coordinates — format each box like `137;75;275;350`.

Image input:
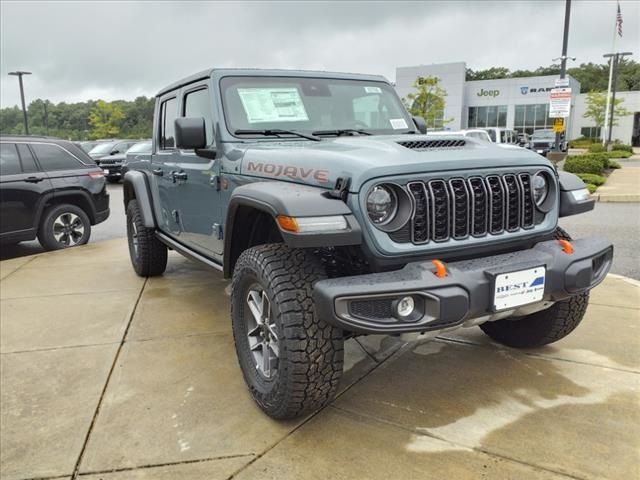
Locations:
173;85;223;256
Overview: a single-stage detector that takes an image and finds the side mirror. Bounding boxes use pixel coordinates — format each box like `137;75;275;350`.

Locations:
175;117;207;150
412;116;427;134
110;150;119;155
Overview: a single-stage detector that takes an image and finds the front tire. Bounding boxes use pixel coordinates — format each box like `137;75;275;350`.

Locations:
37;204;91;250
126;199;167;276
231;244;344;419
479;227;590;348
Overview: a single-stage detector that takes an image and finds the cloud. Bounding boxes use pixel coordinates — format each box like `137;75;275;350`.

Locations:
1;0;638;108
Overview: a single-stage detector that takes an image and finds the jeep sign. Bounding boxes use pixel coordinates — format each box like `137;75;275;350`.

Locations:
477;88;500;97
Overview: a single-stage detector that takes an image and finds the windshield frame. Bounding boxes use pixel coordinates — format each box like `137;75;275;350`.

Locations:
218;75;416;140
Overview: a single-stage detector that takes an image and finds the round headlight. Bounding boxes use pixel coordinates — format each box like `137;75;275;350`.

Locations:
532;172;549;206
367;185;397;225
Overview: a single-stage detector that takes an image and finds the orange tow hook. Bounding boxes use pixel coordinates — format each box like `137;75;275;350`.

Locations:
558;239;574;254
432;259;447;278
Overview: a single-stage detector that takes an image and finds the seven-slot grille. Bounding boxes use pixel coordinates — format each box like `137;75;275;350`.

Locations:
406;173;535;244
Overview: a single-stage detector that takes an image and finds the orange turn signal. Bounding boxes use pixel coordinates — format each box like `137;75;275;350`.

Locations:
432;259;447;278
276;215;299;233
558;239;573;254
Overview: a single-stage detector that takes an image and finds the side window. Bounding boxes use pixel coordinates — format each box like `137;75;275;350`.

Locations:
184;88;214;145
0;143;21;175
160;97;177;149
16;144;39;173
31;144;83;171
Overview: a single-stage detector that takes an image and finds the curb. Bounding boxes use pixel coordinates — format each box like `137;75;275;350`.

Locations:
594;193;640;203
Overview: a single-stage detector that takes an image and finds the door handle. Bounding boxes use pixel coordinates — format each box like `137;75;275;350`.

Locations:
172;171;188;182
25;176;43;183
152;168;164;176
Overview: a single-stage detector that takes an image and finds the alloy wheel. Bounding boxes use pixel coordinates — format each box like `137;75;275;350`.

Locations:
52;212;85;246
245;285;279;379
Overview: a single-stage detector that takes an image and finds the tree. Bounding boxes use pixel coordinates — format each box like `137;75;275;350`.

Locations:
582;91;631;128
403;76;452;129
88;100;124;139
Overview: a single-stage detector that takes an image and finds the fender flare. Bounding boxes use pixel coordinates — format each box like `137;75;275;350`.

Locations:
224;182;362;275
558;171;595;217
123;170;156;228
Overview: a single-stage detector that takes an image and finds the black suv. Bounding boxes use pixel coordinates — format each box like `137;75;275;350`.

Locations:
0;135;110;250
89;139;141;183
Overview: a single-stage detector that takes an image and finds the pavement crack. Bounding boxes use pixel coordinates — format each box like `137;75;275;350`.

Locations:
69;277;148;480
353;337;380;363
75;453;255;477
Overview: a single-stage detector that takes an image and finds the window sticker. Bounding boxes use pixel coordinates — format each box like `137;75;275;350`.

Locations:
364;86;382;94
389;118;408;130
237;88;309;123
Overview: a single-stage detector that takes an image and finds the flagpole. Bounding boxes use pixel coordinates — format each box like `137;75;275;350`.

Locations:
602;3;618;146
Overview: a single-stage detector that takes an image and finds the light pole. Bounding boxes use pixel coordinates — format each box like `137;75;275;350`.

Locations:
8;71;32;135
603;51;633;148
552;0;573;153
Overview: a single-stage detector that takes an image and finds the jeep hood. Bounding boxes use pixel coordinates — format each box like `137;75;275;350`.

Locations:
234;135;553;192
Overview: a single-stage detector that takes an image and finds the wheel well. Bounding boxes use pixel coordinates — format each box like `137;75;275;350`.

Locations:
226;206;283;277
44;194;95;224
123;181;136;208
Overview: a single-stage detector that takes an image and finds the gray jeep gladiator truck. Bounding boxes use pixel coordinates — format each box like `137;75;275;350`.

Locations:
123;69;613;419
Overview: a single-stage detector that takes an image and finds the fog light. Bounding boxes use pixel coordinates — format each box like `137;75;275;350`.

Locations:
396;296;415;318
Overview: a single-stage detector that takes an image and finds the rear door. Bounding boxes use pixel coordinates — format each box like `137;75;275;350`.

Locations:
0;142;52;238
150;94;183;236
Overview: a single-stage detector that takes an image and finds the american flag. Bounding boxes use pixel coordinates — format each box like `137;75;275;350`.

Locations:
616;1;623;37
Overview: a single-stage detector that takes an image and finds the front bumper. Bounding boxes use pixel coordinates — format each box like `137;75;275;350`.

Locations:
313;237;613;334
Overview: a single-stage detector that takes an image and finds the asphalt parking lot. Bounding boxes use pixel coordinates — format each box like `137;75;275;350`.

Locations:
1;239;639;480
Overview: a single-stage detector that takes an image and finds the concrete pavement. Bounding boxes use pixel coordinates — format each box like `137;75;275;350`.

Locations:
1;239;639;480
595;157;640;203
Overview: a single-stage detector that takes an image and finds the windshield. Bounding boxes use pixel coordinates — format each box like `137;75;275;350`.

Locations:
485;129;496;142
127;141;151;153
532;130;555;140
89;141;117;154
220;76;414;138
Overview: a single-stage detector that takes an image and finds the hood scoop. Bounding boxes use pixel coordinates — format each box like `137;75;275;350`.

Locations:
397;139;466;150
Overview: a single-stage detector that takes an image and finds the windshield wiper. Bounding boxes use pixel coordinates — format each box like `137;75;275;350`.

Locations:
311;129;372;137
234;129;321;141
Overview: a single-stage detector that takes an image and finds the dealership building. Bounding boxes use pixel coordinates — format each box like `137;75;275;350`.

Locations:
395;62;640;146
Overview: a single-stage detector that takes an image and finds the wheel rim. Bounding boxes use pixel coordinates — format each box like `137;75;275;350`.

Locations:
245;285;279;379
52;212;84;246
129;218;139;257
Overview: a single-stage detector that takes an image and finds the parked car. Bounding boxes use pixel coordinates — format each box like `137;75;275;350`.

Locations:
122;140;152;177
88;139;142;183
77;140;107;153
531;129;567;156
517;133;532;149
482;128;518;145
427;129;491;142
0;135;110;249
123;68;610;420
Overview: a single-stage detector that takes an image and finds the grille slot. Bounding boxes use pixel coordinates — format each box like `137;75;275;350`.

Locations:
403;172;538;244
350;299;393;320
398;139;466;150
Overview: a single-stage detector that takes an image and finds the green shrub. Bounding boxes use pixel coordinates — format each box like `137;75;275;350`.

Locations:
609;160;621;169
564;155;606;174
588;144;606;153
576;173;606;186
607;150;632;159
585;183;598;194
568;136;596;149
612;143;633;153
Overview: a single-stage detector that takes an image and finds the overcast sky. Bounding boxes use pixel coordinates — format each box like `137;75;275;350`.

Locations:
1;0;638;108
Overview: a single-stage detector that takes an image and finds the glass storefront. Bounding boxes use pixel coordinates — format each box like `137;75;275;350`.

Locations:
467;105;507;128
513;104;555;135
580;126;601;139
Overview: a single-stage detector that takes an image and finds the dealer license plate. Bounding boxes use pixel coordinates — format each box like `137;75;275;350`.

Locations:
103;169;109;174
536;149;544;154
493;267;545;311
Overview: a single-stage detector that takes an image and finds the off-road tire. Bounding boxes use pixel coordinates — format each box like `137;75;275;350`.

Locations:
126;199;167;276
479;227;590;348
231;244;344;419
37;204;91;250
